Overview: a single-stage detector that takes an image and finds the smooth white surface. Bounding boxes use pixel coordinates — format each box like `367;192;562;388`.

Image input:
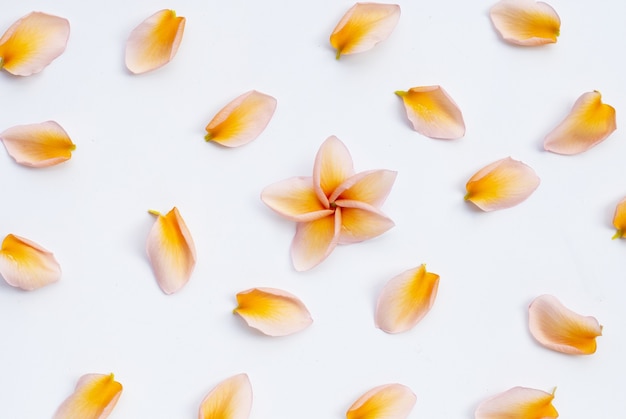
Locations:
1;0;625;417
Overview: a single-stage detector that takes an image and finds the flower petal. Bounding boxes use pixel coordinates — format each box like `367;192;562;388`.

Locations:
475;386;558;419
198;373;252;419
0;121;75;167
489;0;560;46
261;176;334;222
234;288;313;336
125;9;185;74
0;12;69;76
465;157;540;211
53;373;122;419
333;201;394;244
346;383;416;419
291;211;341;271
330;3;401;59
313;136;355;207
544;91;617;155
612;197;626;239
146;207;196;294
0;234;61;291
528;294;602;355
329;170;397;208
205;90;277;147
375;264;440;334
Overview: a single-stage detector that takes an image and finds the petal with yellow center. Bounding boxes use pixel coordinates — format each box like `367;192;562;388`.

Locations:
544;91;616;155
125;9;185;74
0;121;75;167
146;207;196;294
291;210;341;271
198;373;252;419
313;136;355;207
0;234;61;291
330;3;401;59
465;157;540;211
612;197;626;239
346;383;416;419
234;288;313;336
261;176;334;222
475;386;558;419
489;0;560;46
53;373;122;419
333;200;394;244
0;12;69;76
329;170;397;208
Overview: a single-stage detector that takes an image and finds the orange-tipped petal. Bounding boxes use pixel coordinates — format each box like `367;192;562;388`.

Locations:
313;136;355;207
528;294;602;355
125;9;185;74
465;157;540;211
204;90;277;147
198;373;252;419
53;373;122;419
475;386;558;419
0;234;60;291
346;383;416;419
261;176;334;222
330;3;401;59
291;211;341;271
544;91;616;155
612;197;626;239
0;12;69;76
234;288;313;336
489;0;560;46
333;201;394;244
329;170;397;207
146;207;196;294
0;121;75;167
375;264;440;334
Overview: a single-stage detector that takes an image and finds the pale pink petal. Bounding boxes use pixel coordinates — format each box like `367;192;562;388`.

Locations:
346;383;416;419
0;234;61;291
291;211;341;271
0;121;75;167
261;176;334;222
313;136;355;207
329;170;397;207
333;200;394;244
490;0;561;46
198;373;252;419
475;386;558;419
612;197;626;239
54;373;122;419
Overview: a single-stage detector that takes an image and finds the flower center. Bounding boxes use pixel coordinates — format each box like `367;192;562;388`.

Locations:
329;201;337;209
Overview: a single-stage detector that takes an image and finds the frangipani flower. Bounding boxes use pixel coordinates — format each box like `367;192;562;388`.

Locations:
465;157;540;211
0;121;75;167
146;207;196;294
612;197;626;239
544;91;616;155
234;287;312;336
125;9;185;74
395;86;465;139
198;373;252;419
261;136;396;271
346;383;416;419
53;373;122;419
0;12;70;76
205;90;277;147
330;3;401;59
0;234;61;291
475;386;558;419
489;0;560;46
528;294;602;355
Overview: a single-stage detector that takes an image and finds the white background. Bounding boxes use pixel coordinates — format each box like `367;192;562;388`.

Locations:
1;0;625;417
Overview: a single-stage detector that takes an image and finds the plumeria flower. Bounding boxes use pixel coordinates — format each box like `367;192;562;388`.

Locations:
198;373;252;419
612;197;626;239
489;0;560;46
0;12;70;76
346;383;416;419
0;121;76;167
475;386;558;419
53;373;122;419
261;136;396;271
0;234;61;291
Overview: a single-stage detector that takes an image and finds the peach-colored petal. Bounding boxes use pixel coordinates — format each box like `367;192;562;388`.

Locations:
475;386;558;419
198;373;252;419
465;157;540;211
205;90;277;147
291;211;341;271
330;3;401;59
375;264;440;334
0;234;61;291
125;9;185;74
329;170;397;208
346;383;416;419
0;121;75;167
333;201;394;244
489;0;560;46
528;294;602;355
261;176;334;222
146;207;196;294
544;91;616;155
54;373;122;419
234;288;313;336
612;197;626;239
0;12;69;76
313;136;355;207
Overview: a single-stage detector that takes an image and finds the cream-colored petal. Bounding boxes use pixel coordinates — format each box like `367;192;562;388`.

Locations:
528;294;602;355
544;91;616;155
125;9;185;74
261;176;334;222
313;136;355;207
0;234;61;291
346;383;416;419
205;90;277;147
375;264;440;334
330;3;401;59
333;201;394;244
475;386;558;419
489;0;560;46
53;373;122;419
0;12;69;76
146;207;196;294
0;121;75;167
612;197;626;239
465;157;540;211
234;288;313;336
291;211;341;271
198;373;252;419
329;170;397;208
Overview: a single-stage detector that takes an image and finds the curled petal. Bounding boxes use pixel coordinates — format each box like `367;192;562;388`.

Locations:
313;136;355;207
330;3;401;59
234;288;313;336
329;170;397;208
375;264;439;334
125;9;185;74
544;91;617;155
489;0;560;46
465;157;540;211
0;121;75;167
198;373;252;419
205;90;277;147
261;177;334;222
334;201;394;244
291;211;341;271
612;197;626;239
475;386;558;419
528;294;602;355
395;86;465;139
346;383;416;419
54;373;122;419
0;234;61;291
